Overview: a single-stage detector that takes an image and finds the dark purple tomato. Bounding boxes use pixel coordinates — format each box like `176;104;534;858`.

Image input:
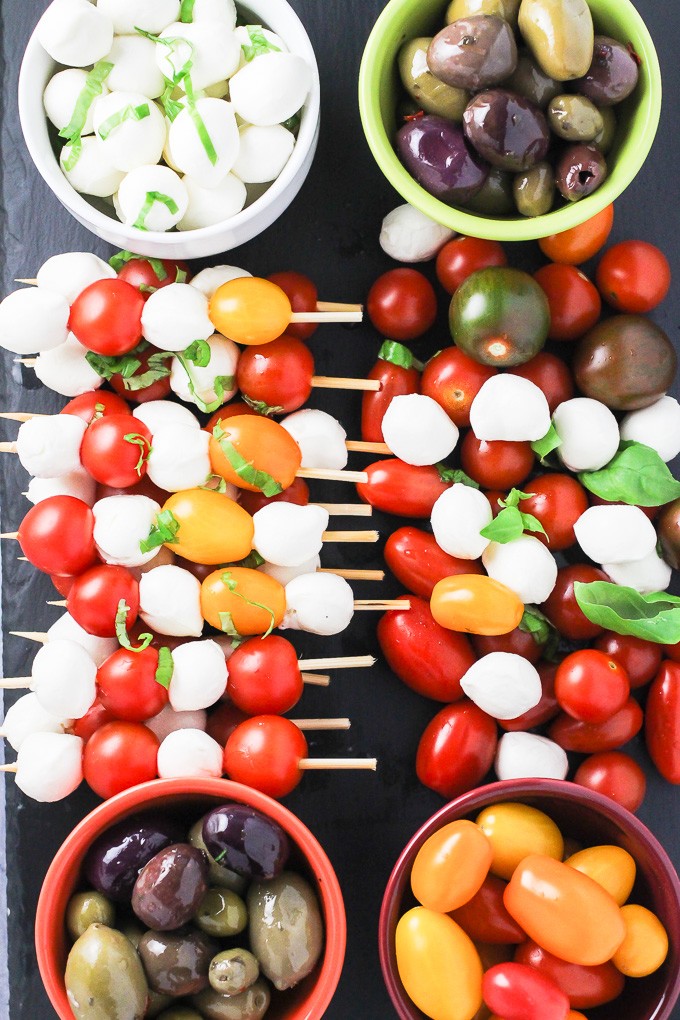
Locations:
396;115;489;205
463;90;550;172
83;812;185;902
202;804;290;880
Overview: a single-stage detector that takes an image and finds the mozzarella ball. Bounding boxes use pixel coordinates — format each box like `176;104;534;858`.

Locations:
61;136;125;198
380;203;454;262
603;548;673;594
25;469;97;507
169;640;228;711
281;409;348;470
253;504;329;567
382;394;459;466
34;333;105;397
461;652;542;720
169;334;239;409
620;396;680;463
0;287;69;355
133;400;200;433
37;0;113;66
192;0;237;24
104;35;166;99
229;52;313;126
470;375;551;442
93;495;161;568
15;732;84;803
431;483;492;559
146;424;211;492
190;265;251;299
157;22;241;90
44;68;109;134
234;25;287;66
260;554;321;587
169;98;240;188
178;174;247;230
31;639;97;720
142;283;213;352
16;414;86;479
37;252;116;305
574;505;658;564
495;731;568;781
93;90;166;172
47;613;118;667
97;0;180;34
231;124;295;184
139;564;203;636
146;704;208;742
2;694;71;753
157;728;223;779
117;165;188;231
553;398;620;472
482;535;558;604
282;572;354;636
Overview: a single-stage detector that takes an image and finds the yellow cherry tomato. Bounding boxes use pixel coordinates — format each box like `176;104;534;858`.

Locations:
396;907;483;1020
612;904;669;977
565;845;636;906
504;854;626;966
209;414;302;493
430;575;524;636
160;489;254;565
411;820;493;913
476;803;564;880
210;277;292;345
201;567;286;636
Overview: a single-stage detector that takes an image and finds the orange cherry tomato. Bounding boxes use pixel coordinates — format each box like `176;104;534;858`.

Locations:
208;414;302;493
411;820;493;913
430;575;524;636
538;204;614;265
209;277;291;345
612;904;669;977
160;489;254;565
565;845;636;906
476;803;564;881
200;567;286;636
504;854;626;966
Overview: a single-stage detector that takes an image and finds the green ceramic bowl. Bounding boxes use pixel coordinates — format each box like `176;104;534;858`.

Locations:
358;0;662;241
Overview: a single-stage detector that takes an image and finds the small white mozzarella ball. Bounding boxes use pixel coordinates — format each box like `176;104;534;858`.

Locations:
44;68;108;134
229;53;313;127
282;572;355;636
117;165;188;231
93;90;166;172
190;265;251;299
16;414;86;479
470;375;551;442
231;124;295;184
234;26;288;71
25;469;96;507
37;0;113;66
381;394;459;466
253;504;329;567
379;203;454;262
191;0;237;26
281;409;348;470
495;731;568;781
93;495;161;568
169;99;240;188
461;652;541;720
169;640;228;711
603;548;673;595
61;136;126;198
47;613;118;666
157;728;223;779
147;424;211;492
620;397;680;463
260;554;320;587
104;35;166;99
574;505;657;564
133;400;200;433
31;639;97;720
169;334;239;409
482;535;558;604
146;704;207;743
178;174;247;230
431;483;492;559
37;252;116;305
142;283;213;352
553;398;620;472
15;732;84;803
139;564;203;636
157;22;241;90
97;0;180;34
2;694;71;753
0;288;69;355
34;333;104;397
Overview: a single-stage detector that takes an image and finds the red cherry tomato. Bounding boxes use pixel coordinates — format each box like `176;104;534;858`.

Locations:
645;660;680;784
534;263;601;342
18;496;97;576
555;649;630;724
226;636;303;715
483;962;570;1020
384;526;483;599
357;460;449;518
367;269;437;341
206;703;250;746
96;647;168;722
538;204;614;265
377;595;476;702
238;476;310;516
67;564;139;638
518;475;588;551
548;697;643;753
485;489;507;518
83;721;159;799
116;256;190;293
573;751;647;812
80;414;152;488
70;698;118;742
508;352;574;412
267;270;318;341
460;433;534;490
416;700;497;799
50;573;77;598
436;236;507;295
236;334;314;414
223;715;307;798
542;564;609;641
69;279;145;356
362;343;420;443
451;874;526;944
500;662;560;732
109;345;172;404
420;347;496;428
594;632;663;689
596;240;671;313
61;391;130;421
514;940;625;1009
588;492;659;522
473;627;544;666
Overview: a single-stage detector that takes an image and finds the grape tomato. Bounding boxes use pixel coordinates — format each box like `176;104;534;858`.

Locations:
450;874;526;945
420;347;496;429
61;391;130;421
416;701;497;799
538;204;614;264
357;459;449;518
80;414;152;489
384;526;483;599
236;334;315;414
362;342;420;443
476;803;564;881
564;844;636;906
573;752;647;813
83;721;159;799
267;270;318;341
411;819;492;913
482;961;570;1020
514;940;625;1009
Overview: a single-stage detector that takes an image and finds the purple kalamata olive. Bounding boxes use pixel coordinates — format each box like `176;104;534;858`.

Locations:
138;927;217;996
463;89;550;171
427;15;518;91
132;843;209;931
573;36;640;107
555;143;607;201
83;812;185;903
396;114;489;205
202;803;290;880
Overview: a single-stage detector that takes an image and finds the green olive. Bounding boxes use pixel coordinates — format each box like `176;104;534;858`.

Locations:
194;888;248;938
157;1010;203;1020
518;0;594;81
66;892;116;941
145;991;174;1018
65;924;148;1020
548;94;604;141
192;980;271;1020
188;819;248;894
248;872;324;992
464;168;515;215
398;38;469;121
514;161;555;216
592;105;617;155
121;921;145;951
506;51;561;108
446;0;520;27
209;949;260;995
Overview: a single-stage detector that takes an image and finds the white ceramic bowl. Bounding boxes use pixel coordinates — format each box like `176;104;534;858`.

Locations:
19;0;321;259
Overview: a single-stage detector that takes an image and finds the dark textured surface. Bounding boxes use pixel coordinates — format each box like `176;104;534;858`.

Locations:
1;1;680;1017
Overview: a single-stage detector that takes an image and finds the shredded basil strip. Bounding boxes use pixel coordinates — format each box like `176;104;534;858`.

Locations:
85;342;149;381
184;339;212;368
98;103;150;140
161;83;185;122
281;110;302;135
155;647;174;688
175;267;188;284
115;599;153;652
378;340;413;369
200;473;228;494
213;424;283;496
519;606;560;660
235;550;266;569
574;581;680;644
135;29;195;87
133;191;180;231
436;464;480;489
59;60;113;169
180;0;196;22
184;74;218;166
218;610;242;639
531;421;561;464
241;25;281;62
108;251;169;281
62;135;83;173
242;394;285;417
124;432;152;475
140;509;181;553
578;441;680;508
221;570;276;638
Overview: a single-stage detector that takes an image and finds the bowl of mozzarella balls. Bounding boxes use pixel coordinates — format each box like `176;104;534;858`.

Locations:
19;0;320;258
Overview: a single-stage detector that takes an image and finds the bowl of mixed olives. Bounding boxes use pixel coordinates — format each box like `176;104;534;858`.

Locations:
359;0;661;240
35;778;346;1020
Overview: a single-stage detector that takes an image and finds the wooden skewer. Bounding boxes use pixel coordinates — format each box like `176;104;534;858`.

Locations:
10;631;48;643
0;412;46;422
0;443;18;454
297;467;368;484
293;718;350;731
299;758;377;771
345;440;391;454
319;568;384;581
14;359;36;367
312;376;378;391
353;599;410;611
15;278;38;285
315;503;372;516
298;655;375;671
0;532;18;540
290;311;362;324
316;301;362;313
0;764;18;774
301;673;330;686
322;530;378;543
0;678;30;689
47;601;67;608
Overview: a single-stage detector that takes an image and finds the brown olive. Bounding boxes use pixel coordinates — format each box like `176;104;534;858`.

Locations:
555;143;607;201
427;16;518;91
138;928;217;997
513;161;555;216
547;95;603;142
658;500;680;571
506;51;561;108
132;844;209;932
463;89;550;172
573;36;640;106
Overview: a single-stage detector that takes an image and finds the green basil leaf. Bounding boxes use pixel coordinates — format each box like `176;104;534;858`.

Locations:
133;191;180;231
155;646;174;688
115;599;153;651
519;606;560;659
218;610;242;639
436;464;480;489
160;82;184;122
180;0;196;21
501;488;536;509
108;252;169;281
574;581;680;644
241;25;281;62
140;509;180;553
531;421;561;464
221;569;276;638
58;60;113;168
175;267;188;284
520;512;548;538
85;343;148;381
124;432;152;475
281;110;302;135
579;441;680;508
184;339;212;368
243;394;285;417
235;551;266;569
122;351;174;392
378;340;413;369
213;424;283;497
186;91;218;166
200;473;228;494
480;505;525;544
97;103;150;140
135;29;194;86
61;135;83;173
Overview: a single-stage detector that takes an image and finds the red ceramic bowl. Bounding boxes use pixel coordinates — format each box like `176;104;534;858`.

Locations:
36;777;346;1020
379;779;680;1020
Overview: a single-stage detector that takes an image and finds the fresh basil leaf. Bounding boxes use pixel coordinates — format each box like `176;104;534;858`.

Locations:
235;551;265;569
133;191;180;231
436;464;480;489
184;339;212;368
213;424;283;497
531;421;561;464
501;489;536;508
179;0;195;21
574;581;680;644
155;647;174;688
124;432;152;475
85;343;148;381
519;606;560;660
378;340;413;369
243;394;285;417
140;509;180;553
115;599;153;651
480;505;525;544
579;441;680;508
200;473;228;494
97;103;150;140
186;91;218;165
135;29;194;86
241;25;281;62
218;610;242;639
108;252;168;281
281;110;302;135
122;351;174;392
221;569;276;637
59;60;113;168
175;267;188;284
160;83;184;122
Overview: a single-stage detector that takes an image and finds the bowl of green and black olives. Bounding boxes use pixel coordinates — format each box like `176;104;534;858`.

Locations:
359;0;661;240
35;778;346;1020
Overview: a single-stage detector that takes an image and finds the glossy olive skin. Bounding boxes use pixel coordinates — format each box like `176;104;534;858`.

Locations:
194;888;248;938
427;16;518;91
518;0;594;81
396;115;490;205
138;928;217;997
202;803;290;881
83;813;185;903
146;991;174;1018
548;94;603;141
248;872;324;991
446;0;521;26
573;316;678;410
658;500;680;570
465;167;515;214
65;924;148;1020
156;1009;202;1020
593;105;617;154
188;819;248;894
514;161;555;216
192;980;271;1020
555;143;607;201
463;90;550;172
506;51;561;107
398;38;470;121
209;949;260;995
574;36;639;106
66;891;116;941
132;845;209;932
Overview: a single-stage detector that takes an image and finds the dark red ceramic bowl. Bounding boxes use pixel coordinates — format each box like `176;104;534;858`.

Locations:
379;779;680;1020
